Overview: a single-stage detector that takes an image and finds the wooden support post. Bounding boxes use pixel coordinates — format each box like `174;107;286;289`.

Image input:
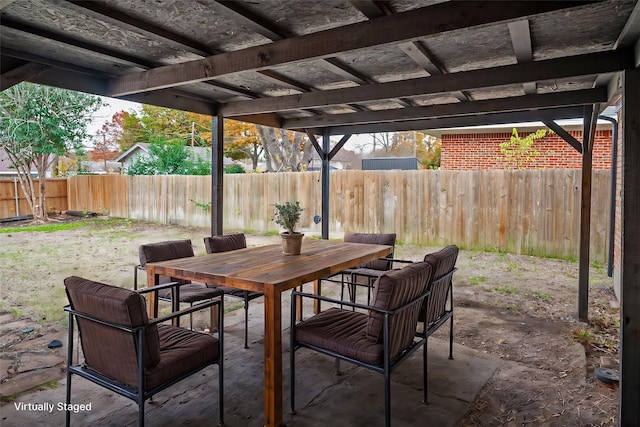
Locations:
619;68;640;427
211;115;224;236
321;128;330;240
578;105;597;322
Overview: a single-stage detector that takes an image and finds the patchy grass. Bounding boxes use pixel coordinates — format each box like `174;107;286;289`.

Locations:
572;328;595;345
533;290;553;300
0;221;90;234
493;286;519;295
506;260;520;272
0;217;132;233
469;275;488;286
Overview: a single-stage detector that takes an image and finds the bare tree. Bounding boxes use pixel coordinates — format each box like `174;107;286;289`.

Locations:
257;126;311;172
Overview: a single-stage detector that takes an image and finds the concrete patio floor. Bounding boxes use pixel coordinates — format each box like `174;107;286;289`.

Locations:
1;292;504;427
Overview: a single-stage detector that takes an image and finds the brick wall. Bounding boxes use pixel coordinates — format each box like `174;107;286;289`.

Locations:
441;128;613;170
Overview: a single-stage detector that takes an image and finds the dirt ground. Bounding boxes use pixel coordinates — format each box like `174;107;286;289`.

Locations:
0;215;620;426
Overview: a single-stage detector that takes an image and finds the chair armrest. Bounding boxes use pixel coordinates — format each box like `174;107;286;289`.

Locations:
64;305;137;333
149;296;223;326
135;281;183;295
64;292;223;330
350;259;415;278
292;287;431;316
292;291;383;313
388;258;414;266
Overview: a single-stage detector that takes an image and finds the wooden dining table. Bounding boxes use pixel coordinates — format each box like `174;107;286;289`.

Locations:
145;238;392;427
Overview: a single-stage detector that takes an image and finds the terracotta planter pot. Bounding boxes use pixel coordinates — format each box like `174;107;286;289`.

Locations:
280;232;304;255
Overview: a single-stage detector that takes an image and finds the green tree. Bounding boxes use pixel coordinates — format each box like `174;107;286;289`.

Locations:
125;138;211;175
499;128;548;169
0;83;102;222
118;105;213;151
224;163;246;174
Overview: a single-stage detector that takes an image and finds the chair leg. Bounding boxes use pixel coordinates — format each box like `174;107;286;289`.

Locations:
334;358;342;376
366;276;374;306
448;314;454;360
243;294;249;349
218;298;225;426
290;299;297;415
384;368;391;427
139;399;145;427
423;338;429;405
349;273;358;305
189;302;194;330
65;316;73;427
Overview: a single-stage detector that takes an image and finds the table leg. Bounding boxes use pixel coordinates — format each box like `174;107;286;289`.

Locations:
263;286;283;427
209;305;219;332
146;268;158;318
295;284;303;321
313;279;321;314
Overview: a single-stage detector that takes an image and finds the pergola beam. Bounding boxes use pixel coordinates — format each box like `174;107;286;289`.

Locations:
283;88;607;129
110;1;587;96
0;61;50;90
323;106;585;135
221;50;632;116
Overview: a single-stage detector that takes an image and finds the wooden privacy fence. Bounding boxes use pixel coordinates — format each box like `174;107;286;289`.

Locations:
0;178;68;219
65;169;611;262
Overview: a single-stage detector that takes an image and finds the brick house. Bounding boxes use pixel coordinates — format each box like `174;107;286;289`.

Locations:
433;122;614;170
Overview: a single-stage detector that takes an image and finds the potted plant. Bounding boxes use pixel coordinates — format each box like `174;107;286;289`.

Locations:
273;201;304;255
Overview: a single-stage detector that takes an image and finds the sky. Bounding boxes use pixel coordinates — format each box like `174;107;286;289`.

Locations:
86;96;374;151
87;96;618;154
86;97;142;146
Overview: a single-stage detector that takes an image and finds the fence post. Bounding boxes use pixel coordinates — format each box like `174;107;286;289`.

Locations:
13;177;20;217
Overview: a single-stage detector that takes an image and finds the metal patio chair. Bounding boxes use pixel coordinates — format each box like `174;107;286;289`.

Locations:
204;233;264;348
136;239;222;330
63;276;224;427
290;261;433;427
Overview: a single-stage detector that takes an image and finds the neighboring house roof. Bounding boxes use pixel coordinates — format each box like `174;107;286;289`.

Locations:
0;150;38;177
115;142;232;165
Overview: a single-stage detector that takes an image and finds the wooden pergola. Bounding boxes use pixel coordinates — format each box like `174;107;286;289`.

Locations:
2;1;639;425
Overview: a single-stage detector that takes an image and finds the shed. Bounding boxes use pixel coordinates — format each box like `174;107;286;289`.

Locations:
361;157;418;170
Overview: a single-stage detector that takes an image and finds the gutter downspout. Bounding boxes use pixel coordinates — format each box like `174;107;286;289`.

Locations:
599;115;618;277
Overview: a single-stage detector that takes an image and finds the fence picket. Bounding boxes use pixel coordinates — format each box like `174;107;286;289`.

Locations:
1;169;610;261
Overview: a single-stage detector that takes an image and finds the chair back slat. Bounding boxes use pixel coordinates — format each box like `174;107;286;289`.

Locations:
366;261;433;359
421;245;459;326
204;233;247;254
64;276;161;387
344;232;396;270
